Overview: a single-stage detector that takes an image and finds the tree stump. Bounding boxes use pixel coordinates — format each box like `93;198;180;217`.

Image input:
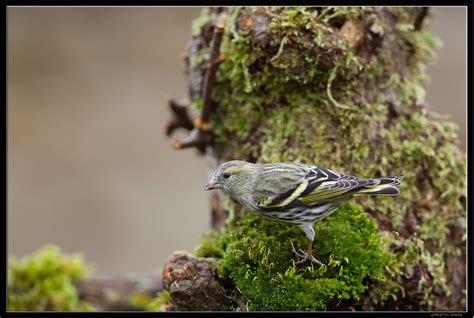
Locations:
164;7;466;311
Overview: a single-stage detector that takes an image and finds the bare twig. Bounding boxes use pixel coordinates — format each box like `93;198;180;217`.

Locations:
164;98;194;136
414;7;429;31
170;13;228;152
171;125;209;154
200;14;228;122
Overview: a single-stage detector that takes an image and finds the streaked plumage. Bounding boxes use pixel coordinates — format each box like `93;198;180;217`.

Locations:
204;160;403;264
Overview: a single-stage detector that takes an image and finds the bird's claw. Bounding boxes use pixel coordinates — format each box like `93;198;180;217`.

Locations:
295;253;323;266
289;240;323;266
293;249;306;258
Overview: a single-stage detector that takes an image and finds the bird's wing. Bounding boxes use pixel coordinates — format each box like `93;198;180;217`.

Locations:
298;172;374;205
255;165;373;210
252;163;311;209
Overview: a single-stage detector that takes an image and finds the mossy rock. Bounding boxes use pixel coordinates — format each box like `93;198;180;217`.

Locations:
197;203;393;311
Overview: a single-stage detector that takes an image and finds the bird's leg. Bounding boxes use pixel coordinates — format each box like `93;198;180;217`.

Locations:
307;239;313;256
291;240;323;266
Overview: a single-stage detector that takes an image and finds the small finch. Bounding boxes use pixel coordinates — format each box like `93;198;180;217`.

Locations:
204;160;403;264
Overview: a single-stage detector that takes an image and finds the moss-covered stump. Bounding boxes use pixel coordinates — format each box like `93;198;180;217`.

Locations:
196;203;392;311
165;6;466;311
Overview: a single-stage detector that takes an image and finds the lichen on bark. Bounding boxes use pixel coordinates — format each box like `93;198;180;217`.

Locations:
163;6;466;311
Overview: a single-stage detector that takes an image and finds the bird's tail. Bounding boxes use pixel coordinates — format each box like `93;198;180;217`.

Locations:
354;175;404;196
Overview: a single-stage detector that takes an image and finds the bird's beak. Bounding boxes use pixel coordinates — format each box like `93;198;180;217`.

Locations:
204;181;220;191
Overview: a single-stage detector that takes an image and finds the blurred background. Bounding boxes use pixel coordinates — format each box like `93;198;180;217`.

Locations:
7;7;467;275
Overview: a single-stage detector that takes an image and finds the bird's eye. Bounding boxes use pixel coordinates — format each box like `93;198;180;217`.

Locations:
223;172;231;179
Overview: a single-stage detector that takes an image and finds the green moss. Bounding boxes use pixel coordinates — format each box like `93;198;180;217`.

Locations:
188;7;466;310
129;293;156;310
194;229;225;258
213;203;391;311
191;8;215;37
8;244;94;311
146;291;171;311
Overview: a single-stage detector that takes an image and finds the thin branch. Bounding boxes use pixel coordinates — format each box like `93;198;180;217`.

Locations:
414;7;429;31
171;13;228;152
164;98;194;136
200;14;228;122
171;125;209;154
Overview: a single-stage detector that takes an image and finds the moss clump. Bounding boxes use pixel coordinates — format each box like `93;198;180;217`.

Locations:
194;229;226;259
208;203;391;311
8;244;94;311
144;291;171;311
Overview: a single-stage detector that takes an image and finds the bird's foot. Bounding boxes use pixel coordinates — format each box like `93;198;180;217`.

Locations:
294;250;323;265
290;240;323;266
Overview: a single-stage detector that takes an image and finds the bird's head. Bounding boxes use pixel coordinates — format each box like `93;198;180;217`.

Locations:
204;160;256;198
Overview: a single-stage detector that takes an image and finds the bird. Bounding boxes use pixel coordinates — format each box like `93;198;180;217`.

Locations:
204;160;403;265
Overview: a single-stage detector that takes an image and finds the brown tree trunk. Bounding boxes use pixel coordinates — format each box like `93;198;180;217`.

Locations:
161;6;466;311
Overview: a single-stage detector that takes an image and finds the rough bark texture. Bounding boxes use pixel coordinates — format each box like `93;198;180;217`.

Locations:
162;252;233;311
164;7;466;311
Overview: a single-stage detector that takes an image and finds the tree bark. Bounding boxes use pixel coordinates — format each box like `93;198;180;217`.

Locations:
161;252;234;311
164;7;466;311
